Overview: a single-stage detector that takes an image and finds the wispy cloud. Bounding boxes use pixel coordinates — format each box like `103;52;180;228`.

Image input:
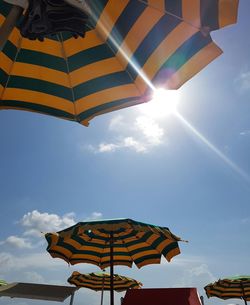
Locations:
1;236;32;249
235;70;250;93
87;115;165;154
240;130;250;136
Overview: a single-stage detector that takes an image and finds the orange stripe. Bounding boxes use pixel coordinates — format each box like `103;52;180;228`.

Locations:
64;30;103;57
219;0;239;28
21;37;64;57
167;42;222;89
182;0;201;29
147;0;165;12
116;7;164;68
11;62;70;87
96;0;129;41
0;52;13;73
134;22;198;92
75;84;140;114
2;88;75;114
70;57;124;86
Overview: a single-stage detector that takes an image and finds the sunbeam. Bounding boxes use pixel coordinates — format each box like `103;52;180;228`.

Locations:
175;112;250;184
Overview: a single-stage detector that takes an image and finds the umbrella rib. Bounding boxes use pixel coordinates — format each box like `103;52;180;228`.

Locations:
0;34;22;101
57;32;78;122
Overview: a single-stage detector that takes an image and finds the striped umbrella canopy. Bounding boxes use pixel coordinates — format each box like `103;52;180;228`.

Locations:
0;0;239;126
45;218;184;305
68;271;142;291
68;271;142;305
0;280;7;286
204;275;250;305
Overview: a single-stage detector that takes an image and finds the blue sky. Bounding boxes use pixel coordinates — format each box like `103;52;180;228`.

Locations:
0;1;250;305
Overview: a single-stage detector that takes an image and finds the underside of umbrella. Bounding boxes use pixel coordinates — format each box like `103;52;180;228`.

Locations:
68;271;142;291
0;0;239;125
204;276;250;305
45;218;185;305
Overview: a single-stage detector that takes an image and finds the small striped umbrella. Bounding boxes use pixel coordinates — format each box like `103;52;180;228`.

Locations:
204;275;250;305
0;280;7;286
68;271;142;305
45;218;185;305
0;0;239;126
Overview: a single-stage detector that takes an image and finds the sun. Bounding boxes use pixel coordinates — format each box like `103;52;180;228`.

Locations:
139;88;180;118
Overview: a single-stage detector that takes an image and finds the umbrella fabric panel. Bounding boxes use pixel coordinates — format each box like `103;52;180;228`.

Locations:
68;271;142;291
205;277;250;301
0;0;238;125
45;218;182;269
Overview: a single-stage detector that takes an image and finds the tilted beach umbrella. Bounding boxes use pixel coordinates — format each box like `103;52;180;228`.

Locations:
204;275;250;305
68;271;142;305
45;218;185;305
0;0;239;126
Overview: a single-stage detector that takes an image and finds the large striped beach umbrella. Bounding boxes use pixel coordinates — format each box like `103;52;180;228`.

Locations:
204;275;250;305
0;0;239;126
68;271;142;305
45;218;184;305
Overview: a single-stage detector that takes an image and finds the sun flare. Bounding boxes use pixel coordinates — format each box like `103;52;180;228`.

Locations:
140;88;180;118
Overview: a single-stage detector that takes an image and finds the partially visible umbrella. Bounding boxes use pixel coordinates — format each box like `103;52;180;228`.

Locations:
0;0;239;126
0;280;7;286
68;271;142;305
204;275;250;305
45;218;185;305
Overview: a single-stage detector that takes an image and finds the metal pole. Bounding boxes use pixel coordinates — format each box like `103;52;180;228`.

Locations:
69;292;75;305
110;232;114;305
100;276;104;305
0;4;24;51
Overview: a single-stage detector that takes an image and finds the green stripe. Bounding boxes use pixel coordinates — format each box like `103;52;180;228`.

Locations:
8;76;73;101
2;40;18;61
0;100;75;121
74;71;132;100
0;68;8;87
68;44;113;72
17;49;67;72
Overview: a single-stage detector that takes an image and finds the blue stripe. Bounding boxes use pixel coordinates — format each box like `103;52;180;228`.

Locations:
152;31;213;86
106;1;146;54
200;0;219;30
126;14;181;80
74;71;132;99
68;44;114;72
165;0;183;18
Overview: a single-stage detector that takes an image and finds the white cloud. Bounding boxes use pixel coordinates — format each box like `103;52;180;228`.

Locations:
240;130;250;136
135;116;164;145
23;271;45;283
91;115;165;154
84;212;103;221
20;210;76;236
235;71;250;92
3;236;32;249
0;252;66;273
98;143;118;152
177;263;216;287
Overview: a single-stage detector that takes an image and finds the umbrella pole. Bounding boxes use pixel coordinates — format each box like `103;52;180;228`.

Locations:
0;4;24;51
110;232;114;305
241;282;248;305
100;276;104;305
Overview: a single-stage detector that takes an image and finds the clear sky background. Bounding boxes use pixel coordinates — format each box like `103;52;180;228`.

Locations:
0;1;250;305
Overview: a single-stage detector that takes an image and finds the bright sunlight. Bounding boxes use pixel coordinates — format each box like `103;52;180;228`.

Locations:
140;88;181;118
